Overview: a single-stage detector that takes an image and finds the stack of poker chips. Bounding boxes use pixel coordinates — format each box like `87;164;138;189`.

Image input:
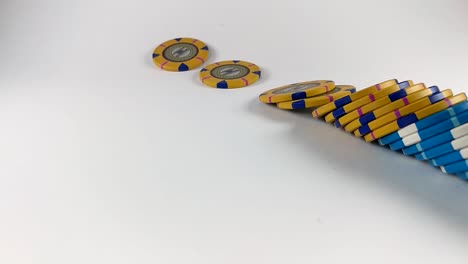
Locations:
259;79;468;179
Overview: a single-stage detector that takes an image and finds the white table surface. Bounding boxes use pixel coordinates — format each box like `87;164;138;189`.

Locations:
2;0;468;263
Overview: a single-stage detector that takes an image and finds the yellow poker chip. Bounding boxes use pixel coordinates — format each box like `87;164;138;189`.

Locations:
413;93;467;120
344;119;363;133
363;89;453;134
337;83;424;128
152;38;209;72
355;89;453;137
317;79;398;121
328;82;405;125
364;93;467;142
344;84;430;132
276;85;356;110
371;86;438;121
199;60;261;89
259;80;335;104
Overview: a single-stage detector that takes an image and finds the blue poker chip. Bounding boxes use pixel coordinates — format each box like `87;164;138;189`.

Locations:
431;147;468;166
379;100;468;146
402;129;458;156
400;112;468;155
389;139;408;151
414;111;468;142
379;132;403;146
402;122;468;156
456;171;468;180
442;159;468;174
390;112;468;152
414;134;468;160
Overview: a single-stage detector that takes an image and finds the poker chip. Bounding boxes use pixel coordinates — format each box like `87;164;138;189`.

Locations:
390;103;468;151
362;92;462;142
258;75;468;177
431;146;468;166
413;134;468;160
400;111;468;155
312;79;398;119
344;85;436;133
356;89;452;137
276;85;356;110
324;81;403;123
336;82;422;128
259;80;335;104
394;122;468;154
329;81;412;126
441;159;468;175
200;60;261;89
152;38;209;71
378;101;468;145
456;171;468;180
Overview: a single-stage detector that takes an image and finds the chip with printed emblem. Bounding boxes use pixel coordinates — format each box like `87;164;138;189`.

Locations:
153;38;209;72
199;60;261;89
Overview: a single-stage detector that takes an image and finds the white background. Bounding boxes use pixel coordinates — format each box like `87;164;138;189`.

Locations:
2;0;468;263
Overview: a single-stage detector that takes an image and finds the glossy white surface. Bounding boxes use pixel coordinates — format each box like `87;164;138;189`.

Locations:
2;0;468;263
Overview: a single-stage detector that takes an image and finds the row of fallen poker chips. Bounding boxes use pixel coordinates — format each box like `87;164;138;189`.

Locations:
259;79;468;180
153;37;261;89
258;80;357;109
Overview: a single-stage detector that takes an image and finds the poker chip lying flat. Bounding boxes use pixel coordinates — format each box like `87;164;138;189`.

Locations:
414;134;468;160
259;80;335;104
345;85;436;133
391;112;468;153
276;85;356;110
200;60;261;89
356;89;452;137
363;93;464;142
312;79;398;119
333;80;414;127
431;146;468;166
153;37;209;71
336;81;422;128
379;101;468;145
402;120;468;156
